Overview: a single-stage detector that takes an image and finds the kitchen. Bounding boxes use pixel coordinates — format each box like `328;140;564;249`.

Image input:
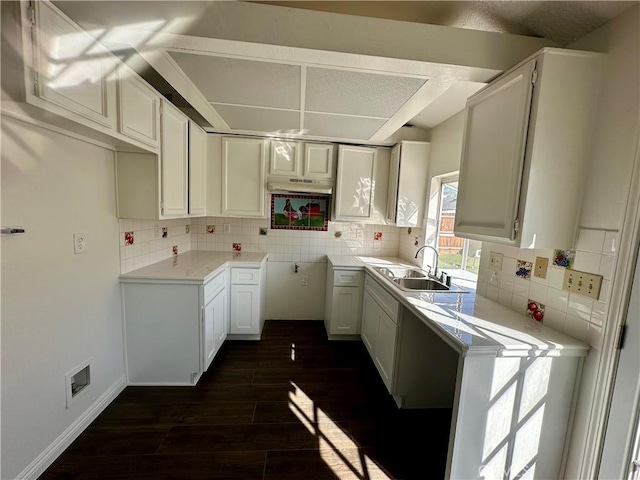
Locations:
2;1;639;479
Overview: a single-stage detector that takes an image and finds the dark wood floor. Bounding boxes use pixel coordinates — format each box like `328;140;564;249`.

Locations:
41;320;451;479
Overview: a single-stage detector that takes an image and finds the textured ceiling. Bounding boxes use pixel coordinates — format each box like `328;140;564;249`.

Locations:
257;1;638;46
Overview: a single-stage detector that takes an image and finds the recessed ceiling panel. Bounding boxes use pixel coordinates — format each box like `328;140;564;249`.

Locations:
213;104;300;133
304;113;386;140
169;52;301;109
306;67;427;118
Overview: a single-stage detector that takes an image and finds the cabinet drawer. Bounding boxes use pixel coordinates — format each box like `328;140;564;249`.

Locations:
333;270;363;287
231;268;260;285
204;271;226;304
365;275;399;322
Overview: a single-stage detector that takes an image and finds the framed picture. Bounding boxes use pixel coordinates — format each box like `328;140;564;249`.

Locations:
271;194;329;231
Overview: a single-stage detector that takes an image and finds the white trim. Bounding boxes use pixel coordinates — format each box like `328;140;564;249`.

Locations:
580;130;640;478
15;376;127;480
1;109;117;151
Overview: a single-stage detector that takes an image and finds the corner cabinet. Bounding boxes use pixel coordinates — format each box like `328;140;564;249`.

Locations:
189;122;207;216
324;265;364;339
121;270;228;386
222;137;267;218
386;141;430;227
161;100;189;217
334;145;377;221
454;47;605;249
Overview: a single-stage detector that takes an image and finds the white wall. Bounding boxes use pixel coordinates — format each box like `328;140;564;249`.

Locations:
1;117;126;479
563;6;640;477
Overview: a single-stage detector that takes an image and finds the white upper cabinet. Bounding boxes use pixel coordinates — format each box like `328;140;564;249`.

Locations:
303;143;334;179
23;0;118;131
117;65;161;149
268;141;334;180
386;141;430;227
270;140;302;176
334;145;377;221
455;48;605;249
222;137;267;218
161;100;189;217
189;122;207;216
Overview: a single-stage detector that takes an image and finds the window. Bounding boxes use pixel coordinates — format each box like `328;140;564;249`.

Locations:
423;174;481;283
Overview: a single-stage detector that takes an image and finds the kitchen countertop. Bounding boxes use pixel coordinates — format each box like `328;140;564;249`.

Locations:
328;254;590;358
119;251;268;284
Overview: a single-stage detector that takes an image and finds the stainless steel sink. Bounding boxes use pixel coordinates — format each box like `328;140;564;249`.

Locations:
392;277;450;291
371;266;428;279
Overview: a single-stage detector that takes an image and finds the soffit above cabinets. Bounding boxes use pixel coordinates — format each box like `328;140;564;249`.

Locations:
167;52;428;142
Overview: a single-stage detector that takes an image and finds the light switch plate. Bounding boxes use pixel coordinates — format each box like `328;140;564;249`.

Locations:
489;252;503;271
563;268;603;300
223;223;231;234
534;256;549;279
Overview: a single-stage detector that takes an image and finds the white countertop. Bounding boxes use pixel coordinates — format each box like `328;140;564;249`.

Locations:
120;251;268;283
328;254;589;358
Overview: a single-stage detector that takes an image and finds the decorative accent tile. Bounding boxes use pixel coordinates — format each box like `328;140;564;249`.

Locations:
516;260;532;279
271;194;329;231
527;300;545;322
206;225;215;234
185;224;191;234
259;227;268;236
374;232;383;241
233;243;242;252
553;249;575;268
124;231;134;246
334;231;342;238
162;227;168;238
172;245;178;256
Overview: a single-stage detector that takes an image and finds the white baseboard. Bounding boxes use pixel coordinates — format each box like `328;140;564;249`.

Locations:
16;376;127;480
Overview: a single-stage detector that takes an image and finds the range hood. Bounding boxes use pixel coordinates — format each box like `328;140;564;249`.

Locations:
267;178;333;195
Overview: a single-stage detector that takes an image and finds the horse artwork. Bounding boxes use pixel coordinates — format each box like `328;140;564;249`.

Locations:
271;194;329;231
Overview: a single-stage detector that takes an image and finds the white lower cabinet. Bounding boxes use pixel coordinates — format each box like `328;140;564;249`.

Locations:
229;267;266;338
361;274;399;393
203;279;227;371
121;270;227;386
324;265;364;338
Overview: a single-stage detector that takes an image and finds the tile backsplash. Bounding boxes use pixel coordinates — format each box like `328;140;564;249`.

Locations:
476;228;618;347
119;218;192;274
191;217;400;263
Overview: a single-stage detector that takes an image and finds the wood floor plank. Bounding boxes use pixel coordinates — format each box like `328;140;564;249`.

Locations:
38;320;450;479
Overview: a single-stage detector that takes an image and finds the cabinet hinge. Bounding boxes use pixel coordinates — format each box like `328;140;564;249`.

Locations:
615;323;628;350
531;68;538;85
28;2;36;25
514;218;520;233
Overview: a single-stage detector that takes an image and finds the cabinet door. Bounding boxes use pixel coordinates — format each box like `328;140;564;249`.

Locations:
161;101;189;217
222;137;266;217
270;140;301;176
375;311;398;392
30;1;117;130
230;284;260;334
361;292;379;356
203;287;227;371
330;287;362;335
117;65;160;148
455;60;536;241
304;143;334;179
189;122;207;216
396;142;430;228
335;145;377;221
386;143;401;224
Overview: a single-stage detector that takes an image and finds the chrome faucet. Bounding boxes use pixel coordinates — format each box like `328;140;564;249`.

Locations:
415;245;440;278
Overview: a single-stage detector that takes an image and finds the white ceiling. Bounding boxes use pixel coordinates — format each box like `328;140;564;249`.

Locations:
55;0;638;144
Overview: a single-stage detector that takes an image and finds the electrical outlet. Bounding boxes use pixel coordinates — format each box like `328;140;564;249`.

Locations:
73;233;86;254
223;223;231;234
489;252;503;271
301;275;309;286
563;268;603;300
153;225;161;239
534;256;549;279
